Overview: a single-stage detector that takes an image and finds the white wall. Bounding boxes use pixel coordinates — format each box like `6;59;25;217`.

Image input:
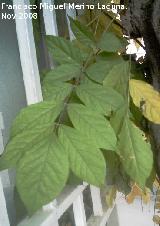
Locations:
108;196;155;226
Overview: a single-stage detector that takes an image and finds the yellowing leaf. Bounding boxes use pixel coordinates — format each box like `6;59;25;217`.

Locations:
154;179;160;189
157;196;160;202
126;193;135;204
126;184;151;204
142;189;151;204
155;203;160;209
129;79;160;124
153;215;160;224
126;184;141;204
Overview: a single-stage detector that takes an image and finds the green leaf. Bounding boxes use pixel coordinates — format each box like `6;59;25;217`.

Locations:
1;128;48;169
68;104;116;150
98;32;126;52
69;17;96;48
103;61;130;97
43;64;81;83
104;151;130;194
96;52;123;62
11;101;62;137
1;101;63;167
16;133;69;213
86;57;124;83
111;106;153;187
73;39;91;61
86;61;115;83
58;125;106;186
46;35;83;64
110;105;128;135
76;83;124;115
117;119;153;188
42;82;73;101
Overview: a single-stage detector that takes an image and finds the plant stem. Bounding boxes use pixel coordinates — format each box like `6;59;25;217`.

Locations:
54;51;94;133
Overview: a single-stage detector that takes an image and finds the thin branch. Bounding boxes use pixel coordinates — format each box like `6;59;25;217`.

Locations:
102;10;146;50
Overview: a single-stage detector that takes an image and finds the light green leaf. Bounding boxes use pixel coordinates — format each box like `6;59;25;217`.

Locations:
0;127;49;170
43;64;81;83
16;134;69;213
69;17;96;48
11;101;63;137
58;125;106;186
103;61;130;97
117;119;153;188
98;32;126;52
42;82;73;101
68;104;116;150
76;83;124;115
1;101;63;167
46;35;83;64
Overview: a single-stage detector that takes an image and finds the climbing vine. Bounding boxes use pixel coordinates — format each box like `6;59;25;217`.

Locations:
0;3;159;215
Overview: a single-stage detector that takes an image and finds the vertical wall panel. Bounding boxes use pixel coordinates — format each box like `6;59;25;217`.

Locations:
0;1;27;225
13;0;43;105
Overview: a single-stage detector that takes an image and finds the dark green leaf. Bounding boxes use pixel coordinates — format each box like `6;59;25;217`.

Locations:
69;17;96;48
86;60;122;83
46;35;83;64
103;61;130;97
98;32;126;52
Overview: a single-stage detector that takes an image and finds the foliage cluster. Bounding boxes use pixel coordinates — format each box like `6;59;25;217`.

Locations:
0;8;158;214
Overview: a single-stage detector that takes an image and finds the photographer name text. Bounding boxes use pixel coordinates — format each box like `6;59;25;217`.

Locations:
1;2;125;20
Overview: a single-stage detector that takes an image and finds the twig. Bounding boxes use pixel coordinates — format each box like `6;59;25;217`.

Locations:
102;10;146;50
